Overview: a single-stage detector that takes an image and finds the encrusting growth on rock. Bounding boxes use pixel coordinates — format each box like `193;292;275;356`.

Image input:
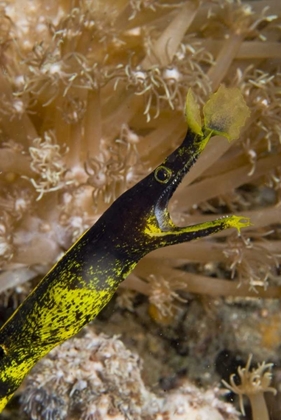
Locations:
21;329;240;420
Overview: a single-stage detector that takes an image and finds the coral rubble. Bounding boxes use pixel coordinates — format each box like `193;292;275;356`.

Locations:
21;330;239;420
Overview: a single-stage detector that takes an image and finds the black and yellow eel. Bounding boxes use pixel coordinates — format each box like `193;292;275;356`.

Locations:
0;86;250;411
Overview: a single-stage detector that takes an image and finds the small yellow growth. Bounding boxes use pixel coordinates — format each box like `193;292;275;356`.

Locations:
185;85;250;141
185;89;203;135
259;314;281;351
4;172;17;183
148;303;177;326
203;85;251;141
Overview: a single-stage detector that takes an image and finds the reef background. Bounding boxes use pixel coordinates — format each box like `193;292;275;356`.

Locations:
0;0;280;419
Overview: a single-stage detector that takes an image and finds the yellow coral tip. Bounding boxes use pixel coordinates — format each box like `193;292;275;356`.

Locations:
203;85;250;141
185;88;203;135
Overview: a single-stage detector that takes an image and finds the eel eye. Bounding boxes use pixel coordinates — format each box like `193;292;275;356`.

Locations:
154;166;172;184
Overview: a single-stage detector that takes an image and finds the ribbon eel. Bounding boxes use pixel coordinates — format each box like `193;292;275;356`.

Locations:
0;86;250;411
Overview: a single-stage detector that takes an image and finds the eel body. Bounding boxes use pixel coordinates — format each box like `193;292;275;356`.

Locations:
0;87;250;410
